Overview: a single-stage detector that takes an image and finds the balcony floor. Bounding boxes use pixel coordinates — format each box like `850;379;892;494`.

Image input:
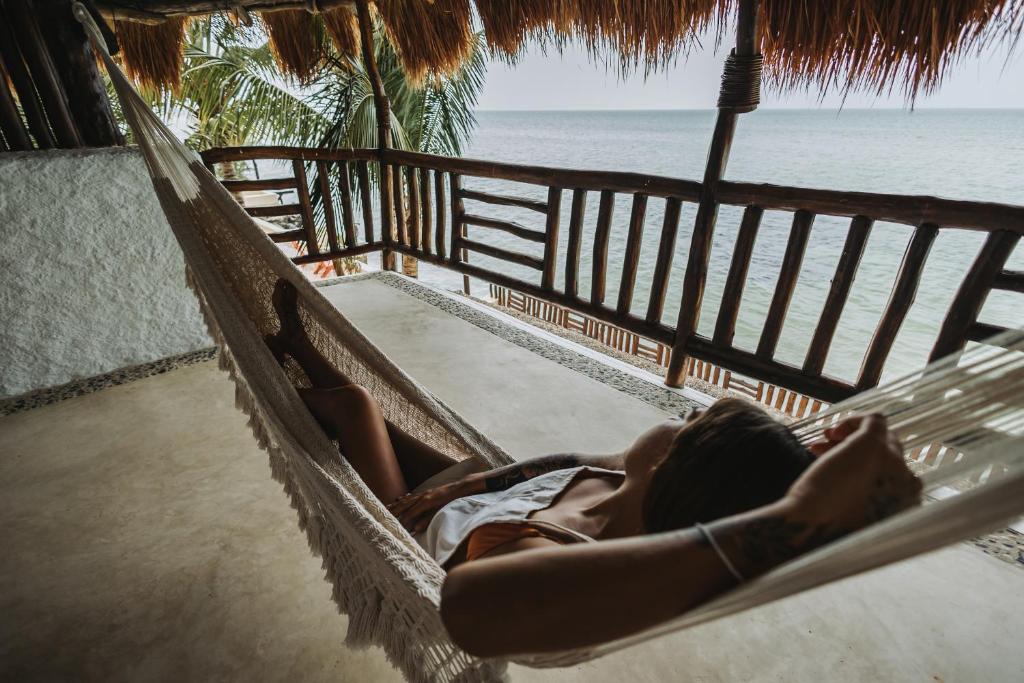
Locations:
1;272;1022;682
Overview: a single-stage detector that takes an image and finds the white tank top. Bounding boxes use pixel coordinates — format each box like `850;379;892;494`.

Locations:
414;466;624;566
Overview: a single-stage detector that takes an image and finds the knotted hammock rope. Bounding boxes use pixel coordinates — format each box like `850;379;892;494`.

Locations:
75;5;1024;682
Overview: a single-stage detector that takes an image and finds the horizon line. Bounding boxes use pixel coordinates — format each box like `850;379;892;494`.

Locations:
474;106;1024;113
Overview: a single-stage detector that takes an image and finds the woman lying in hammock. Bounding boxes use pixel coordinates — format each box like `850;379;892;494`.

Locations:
266;279;921;658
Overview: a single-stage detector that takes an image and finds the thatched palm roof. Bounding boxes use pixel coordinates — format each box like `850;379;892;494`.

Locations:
100;0;1023;97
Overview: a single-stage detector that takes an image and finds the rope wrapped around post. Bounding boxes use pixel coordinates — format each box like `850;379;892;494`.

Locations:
717;50;763;113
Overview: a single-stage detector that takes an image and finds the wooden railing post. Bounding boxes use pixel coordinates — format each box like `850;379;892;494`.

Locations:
355;0;396;270
665;0;762;387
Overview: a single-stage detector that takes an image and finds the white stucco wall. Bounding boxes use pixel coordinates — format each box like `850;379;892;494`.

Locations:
0;146;211;397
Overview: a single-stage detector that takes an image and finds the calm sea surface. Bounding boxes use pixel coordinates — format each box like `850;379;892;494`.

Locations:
389;109;1023;383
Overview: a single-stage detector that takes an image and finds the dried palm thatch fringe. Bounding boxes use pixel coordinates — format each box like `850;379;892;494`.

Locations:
374;0;475;83
114;17;188;92
323;6;361;61
260;8;328;83
758;0;1024;98
474;0;724;71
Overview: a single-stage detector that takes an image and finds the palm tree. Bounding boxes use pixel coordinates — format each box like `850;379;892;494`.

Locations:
138;15;485;275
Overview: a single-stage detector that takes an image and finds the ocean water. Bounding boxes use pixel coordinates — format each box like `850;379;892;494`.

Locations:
407;109;1023;384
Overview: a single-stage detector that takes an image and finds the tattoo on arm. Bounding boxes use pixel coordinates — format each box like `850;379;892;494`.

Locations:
710;517;835;579
482;454;581;492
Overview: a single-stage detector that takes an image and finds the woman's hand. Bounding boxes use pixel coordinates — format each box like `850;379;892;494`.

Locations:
387;477;483;533
788;413;922;537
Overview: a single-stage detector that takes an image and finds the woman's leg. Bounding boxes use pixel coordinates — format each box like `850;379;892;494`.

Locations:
301;386;409;503
269;278;459;495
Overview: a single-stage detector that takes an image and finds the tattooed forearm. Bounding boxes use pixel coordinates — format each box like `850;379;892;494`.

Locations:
705;515;836;579
482;454;582;492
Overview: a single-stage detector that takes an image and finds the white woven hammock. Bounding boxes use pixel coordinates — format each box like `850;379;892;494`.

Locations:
75;5;1024;682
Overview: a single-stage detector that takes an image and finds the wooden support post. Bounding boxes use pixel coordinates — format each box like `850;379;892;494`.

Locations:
355;0;395;270
36;0;122;146
665;0;761;387
450;173;469;294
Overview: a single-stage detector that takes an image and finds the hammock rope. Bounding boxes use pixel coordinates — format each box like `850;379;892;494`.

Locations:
74;4;1024;681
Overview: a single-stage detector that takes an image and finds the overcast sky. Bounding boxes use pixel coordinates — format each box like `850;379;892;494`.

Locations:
476;37;1024;110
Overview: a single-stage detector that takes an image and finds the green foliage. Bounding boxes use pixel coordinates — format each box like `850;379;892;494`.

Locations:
131;15;485;157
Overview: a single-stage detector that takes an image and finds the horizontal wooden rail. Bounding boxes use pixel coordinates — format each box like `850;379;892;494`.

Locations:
462;214;546;242
247;204;302;217
268;229;305;243
383;149;703;200
220;177;296;192
201;146;377;164
457;238;544;270
993;270;1024;294
459;188;548;213
291;241;384;264
718;181;1024;234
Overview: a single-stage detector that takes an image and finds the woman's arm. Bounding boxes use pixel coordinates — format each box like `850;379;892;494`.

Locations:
389;452;623;532
441;415;921;657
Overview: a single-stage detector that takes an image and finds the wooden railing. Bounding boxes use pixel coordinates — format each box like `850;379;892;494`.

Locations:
201;145;1023;403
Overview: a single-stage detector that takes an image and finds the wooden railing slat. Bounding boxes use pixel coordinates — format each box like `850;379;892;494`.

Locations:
435;170;447;257
419;167;432;254
541;187;563;290
337;161;357;247
268;229;306;243
291;159;320;254
356;160;374;243
315;160;341;253
930;230;1021;361
645;196;683;325
755;209;815;359
857;223;939;389
459;188;548;213
462;214;546;242
407;166;421;250
450;173;465;262
967;321;1010;344
993;269;1024;294
616;193;648;315
591;190;615;306
564;189;587;298
460;239;544;270
391;164;407;247
712;205;763;346
802;215;873;375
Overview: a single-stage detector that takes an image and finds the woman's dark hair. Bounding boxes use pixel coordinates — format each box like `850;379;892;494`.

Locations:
642;398;813;533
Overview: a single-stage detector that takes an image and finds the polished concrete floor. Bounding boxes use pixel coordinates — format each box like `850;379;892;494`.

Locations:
2;277;1022;682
